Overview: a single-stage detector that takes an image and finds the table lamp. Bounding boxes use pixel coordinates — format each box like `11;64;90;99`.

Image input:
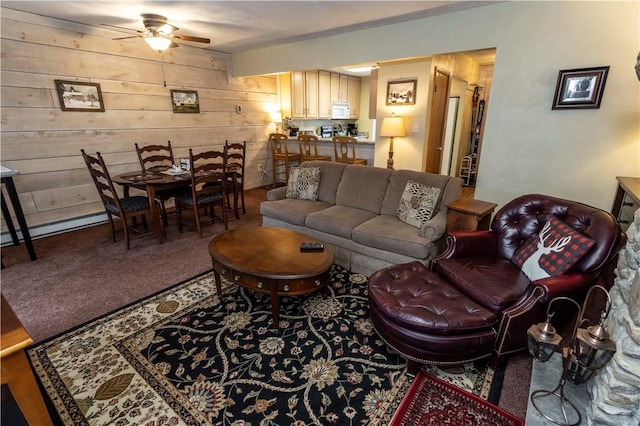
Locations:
380;114;405;169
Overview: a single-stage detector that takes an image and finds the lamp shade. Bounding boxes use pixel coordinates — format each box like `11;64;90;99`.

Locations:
380;116;405;137
145;36;172;52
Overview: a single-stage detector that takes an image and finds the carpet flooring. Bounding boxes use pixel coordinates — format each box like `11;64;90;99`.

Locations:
29;267;503;425
1;187;532;420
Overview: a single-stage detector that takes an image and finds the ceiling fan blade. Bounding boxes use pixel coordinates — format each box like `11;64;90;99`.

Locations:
172;34;210;44
101;23;144;35
113;35;143;40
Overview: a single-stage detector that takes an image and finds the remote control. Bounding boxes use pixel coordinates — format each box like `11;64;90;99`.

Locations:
300;242;324;252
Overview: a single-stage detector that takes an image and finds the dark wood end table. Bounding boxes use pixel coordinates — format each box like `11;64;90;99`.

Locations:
446;198;498;232
208;227;334;329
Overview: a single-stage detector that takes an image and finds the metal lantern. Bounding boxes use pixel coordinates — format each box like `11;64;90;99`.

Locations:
527;286;615;426
527;316;563;362
567;320;616;385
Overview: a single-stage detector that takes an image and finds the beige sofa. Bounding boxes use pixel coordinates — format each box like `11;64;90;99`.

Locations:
260;161;462;276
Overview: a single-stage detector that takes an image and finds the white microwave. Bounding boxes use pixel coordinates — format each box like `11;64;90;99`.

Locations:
331;102;350;119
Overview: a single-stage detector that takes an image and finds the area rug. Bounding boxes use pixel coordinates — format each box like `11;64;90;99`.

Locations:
389;371;523;426
28;265;499;425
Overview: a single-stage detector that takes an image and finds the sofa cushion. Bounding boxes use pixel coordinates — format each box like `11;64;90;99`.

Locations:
512;216;595;281
335;165;392;214
381;170;452;216
433;257;532;312
396;180;441;228
260;199;332;226
298;161;348;205
286;167;321;201
305;205;377;239
353;215;431;259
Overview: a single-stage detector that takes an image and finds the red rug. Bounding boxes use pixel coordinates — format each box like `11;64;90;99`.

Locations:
390;371;524;426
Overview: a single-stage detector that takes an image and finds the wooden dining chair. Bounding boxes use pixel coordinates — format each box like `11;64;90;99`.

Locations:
226;140;246;217
270;133;300;188
333;136;368;165
174;147;228;238
135;141;175;172
135;141;176;226
81;149;156;250
298;134;331;162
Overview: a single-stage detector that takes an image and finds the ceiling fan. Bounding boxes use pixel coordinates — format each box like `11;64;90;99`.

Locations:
104;14;210;52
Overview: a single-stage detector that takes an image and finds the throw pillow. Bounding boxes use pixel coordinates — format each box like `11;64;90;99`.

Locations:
513;216;595;281
286;167;321;201
397;180;441;228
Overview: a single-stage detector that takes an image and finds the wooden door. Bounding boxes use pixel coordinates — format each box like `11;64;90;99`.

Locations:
425;68;450;173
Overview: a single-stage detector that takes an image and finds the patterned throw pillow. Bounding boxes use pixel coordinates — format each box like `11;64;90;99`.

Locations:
286;167;321;201
396;180;441;228
513;216;595;281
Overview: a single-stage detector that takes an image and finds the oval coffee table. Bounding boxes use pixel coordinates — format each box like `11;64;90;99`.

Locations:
208;227;334;329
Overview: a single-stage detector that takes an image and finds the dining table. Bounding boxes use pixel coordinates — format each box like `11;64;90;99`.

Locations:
112;164;240;243
112;168;191;243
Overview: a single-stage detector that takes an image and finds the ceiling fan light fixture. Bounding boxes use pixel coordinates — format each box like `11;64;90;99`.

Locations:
145;35;171;52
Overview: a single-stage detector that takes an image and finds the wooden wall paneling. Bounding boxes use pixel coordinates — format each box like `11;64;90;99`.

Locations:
1;9;277;232
1;86;55;107
0;15;229;72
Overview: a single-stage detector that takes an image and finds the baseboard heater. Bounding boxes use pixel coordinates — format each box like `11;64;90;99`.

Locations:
1;212;108;247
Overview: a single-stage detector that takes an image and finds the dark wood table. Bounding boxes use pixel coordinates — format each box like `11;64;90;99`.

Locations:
209;227;335;329
113;170;191;243
1;166;36;262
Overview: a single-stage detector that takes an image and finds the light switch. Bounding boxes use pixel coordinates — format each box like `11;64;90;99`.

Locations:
412;124;419;133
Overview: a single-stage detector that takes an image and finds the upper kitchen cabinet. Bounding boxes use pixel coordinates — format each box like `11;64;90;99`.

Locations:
331;73;348;103
280;71;360;120
318;70;331;119
347;76;361;119
280;71;319;119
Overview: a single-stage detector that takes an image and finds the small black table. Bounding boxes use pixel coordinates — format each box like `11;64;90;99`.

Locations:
1;166;36;263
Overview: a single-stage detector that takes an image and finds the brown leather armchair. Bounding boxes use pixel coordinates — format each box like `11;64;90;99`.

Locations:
368;194;625;369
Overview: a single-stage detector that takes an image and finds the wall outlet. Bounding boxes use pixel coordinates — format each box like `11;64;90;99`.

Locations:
257;164;263;172
235;104;242;113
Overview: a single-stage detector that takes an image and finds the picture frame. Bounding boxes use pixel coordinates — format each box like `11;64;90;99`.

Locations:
55;80;105;112
171;89;200;113
551;66;609;110
386;79;417;105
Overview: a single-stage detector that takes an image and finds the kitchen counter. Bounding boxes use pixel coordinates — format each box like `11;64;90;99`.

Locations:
280;137;375;164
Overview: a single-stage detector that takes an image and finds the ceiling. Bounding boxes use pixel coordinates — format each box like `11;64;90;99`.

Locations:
2;1;497;73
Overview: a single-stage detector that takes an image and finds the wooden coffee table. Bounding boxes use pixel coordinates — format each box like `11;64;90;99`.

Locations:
209;227;334;329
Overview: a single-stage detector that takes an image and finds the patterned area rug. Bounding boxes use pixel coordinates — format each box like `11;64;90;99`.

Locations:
28;266;499;425
389;371;523;425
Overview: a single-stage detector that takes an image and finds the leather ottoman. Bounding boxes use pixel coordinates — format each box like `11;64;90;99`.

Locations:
368;261;497;372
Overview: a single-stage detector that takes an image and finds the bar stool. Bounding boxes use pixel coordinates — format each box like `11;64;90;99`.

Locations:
333;136;368;165
298;134;331;162
270;133;300;188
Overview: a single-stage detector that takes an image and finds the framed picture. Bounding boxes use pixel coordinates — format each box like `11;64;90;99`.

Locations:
551;66;610;110
386;79;417;105
171;90;200;113
55;80;104;112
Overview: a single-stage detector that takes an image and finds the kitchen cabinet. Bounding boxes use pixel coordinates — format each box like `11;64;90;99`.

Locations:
318;70;331;119
283;71;319;119
347;76;361;118
281;71;360;120
331;73;348;103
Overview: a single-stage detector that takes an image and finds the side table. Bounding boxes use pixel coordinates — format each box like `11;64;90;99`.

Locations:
1;165;36;262
446;198;498;232
1;295;53;425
